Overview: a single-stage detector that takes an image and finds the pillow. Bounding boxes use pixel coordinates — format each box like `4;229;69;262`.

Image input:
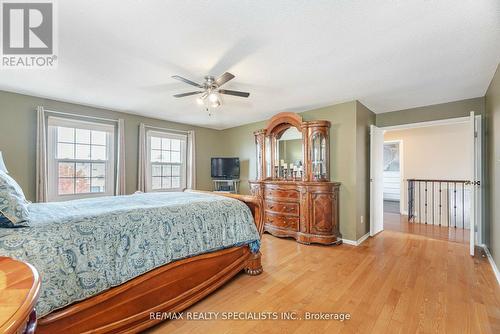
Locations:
0;171;30;227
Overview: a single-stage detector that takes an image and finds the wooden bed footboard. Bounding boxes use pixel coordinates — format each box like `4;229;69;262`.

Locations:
36;192;263;334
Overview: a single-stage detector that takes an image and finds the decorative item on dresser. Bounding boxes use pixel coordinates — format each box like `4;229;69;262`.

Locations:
249;112;341;245
0;257;40;334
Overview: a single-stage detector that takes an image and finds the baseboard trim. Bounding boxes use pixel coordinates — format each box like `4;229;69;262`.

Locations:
342;239;357;246
343;232;370;246
481;244;500;285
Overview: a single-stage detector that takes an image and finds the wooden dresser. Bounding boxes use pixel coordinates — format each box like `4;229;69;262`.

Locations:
249;112;342;245
0;257;40;334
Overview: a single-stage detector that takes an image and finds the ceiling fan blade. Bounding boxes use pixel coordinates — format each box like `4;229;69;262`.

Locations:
215;72;235;87
171;75;203;88
218;89;250;98
173;91;203;98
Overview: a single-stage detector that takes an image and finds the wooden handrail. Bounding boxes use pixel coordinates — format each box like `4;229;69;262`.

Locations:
406;179;468;183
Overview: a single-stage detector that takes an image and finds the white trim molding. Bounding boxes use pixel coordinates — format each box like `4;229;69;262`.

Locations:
481;244;500;285
343;232;370;246
380;116;469;132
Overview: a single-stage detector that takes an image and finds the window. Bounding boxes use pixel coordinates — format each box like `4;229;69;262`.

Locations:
146;131;187;191
47;117;115;201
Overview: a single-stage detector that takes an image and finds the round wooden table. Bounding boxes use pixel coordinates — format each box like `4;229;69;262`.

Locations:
0;257;40;334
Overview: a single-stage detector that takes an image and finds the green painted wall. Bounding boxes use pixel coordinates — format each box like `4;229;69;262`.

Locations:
486;64;500;268
356;101;376;239
0;90;223;201
220;101;364;241
376;97;485;127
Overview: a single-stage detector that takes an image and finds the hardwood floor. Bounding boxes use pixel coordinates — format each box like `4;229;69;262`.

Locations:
147;221;500;333
385;213;469;244
384;200;400;214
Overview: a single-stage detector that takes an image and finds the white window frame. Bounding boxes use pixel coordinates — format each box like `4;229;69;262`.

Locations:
47;116;115;201
146;130;187;192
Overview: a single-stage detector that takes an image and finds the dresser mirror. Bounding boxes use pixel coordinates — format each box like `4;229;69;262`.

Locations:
275;127;303;179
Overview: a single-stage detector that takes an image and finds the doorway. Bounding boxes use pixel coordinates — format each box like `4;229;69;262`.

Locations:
383;140;402;215
370;113;482;255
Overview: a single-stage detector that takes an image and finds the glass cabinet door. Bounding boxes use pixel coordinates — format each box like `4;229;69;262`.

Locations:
255;136;263;180
265;136;271;178
311;132;328;180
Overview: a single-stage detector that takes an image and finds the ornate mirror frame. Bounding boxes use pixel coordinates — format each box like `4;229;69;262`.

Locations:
253;112;331;182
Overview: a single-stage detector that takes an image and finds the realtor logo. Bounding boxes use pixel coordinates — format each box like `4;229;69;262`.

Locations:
1;0;57;68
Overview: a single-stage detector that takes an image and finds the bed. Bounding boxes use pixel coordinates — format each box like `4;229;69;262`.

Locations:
0;191;263;333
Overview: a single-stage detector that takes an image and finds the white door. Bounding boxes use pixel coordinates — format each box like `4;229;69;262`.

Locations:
469;112;482;256
370;125;385;236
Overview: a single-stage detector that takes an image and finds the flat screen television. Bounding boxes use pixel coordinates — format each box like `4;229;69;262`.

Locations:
211;157;240;179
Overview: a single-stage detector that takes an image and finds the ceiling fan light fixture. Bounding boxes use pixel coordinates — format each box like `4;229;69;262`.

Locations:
211;99;221;108
208;92;219;103
172;72;249;111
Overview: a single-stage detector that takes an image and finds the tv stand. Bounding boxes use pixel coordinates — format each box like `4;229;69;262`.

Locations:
212;179;240;194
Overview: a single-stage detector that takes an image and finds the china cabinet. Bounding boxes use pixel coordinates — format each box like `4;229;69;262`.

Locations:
249;112;341;245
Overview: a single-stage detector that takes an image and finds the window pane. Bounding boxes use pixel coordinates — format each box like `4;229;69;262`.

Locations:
171;151;181;163
76;178;91;193
91;178;105;193
162;165;171;176
75;144;91;160
152;164;162;177
162;177;172;189
161;138;171;151
151;149;162;162
162;151;171;163
91;145;106;160
152;177;162;190
91;163;105;178
171;165;180;176
171;139;180;151
76;162;90;177
58;178;74;195
75;129;91;144
151;137;161;150
58;127;74;142
91;131;107;145
58;162;75;177
171;177;180;189
57;143;74;159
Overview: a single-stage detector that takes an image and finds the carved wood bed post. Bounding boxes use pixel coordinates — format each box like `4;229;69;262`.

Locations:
244;252;263;276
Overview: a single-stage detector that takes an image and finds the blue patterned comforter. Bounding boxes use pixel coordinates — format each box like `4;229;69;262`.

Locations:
0;192;260;317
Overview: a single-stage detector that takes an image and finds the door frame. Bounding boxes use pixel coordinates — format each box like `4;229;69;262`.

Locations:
383;139;404;215
474;114;483;246
372;114;483;251
370;125;385;236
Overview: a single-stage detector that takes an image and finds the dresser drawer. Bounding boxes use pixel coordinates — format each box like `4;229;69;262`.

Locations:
265;201;299;215
264;212;299;230
264;188;299;200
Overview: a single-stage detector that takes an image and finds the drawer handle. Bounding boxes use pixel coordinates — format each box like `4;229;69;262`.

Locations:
269;205;274;209
285;206;294;212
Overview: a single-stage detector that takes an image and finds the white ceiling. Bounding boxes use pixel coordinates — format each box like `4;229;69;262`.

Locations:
0;0;499;129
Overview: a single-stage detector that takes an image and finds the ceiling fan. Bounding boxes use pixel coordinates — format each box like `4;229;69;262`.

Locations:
172;72;250;108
